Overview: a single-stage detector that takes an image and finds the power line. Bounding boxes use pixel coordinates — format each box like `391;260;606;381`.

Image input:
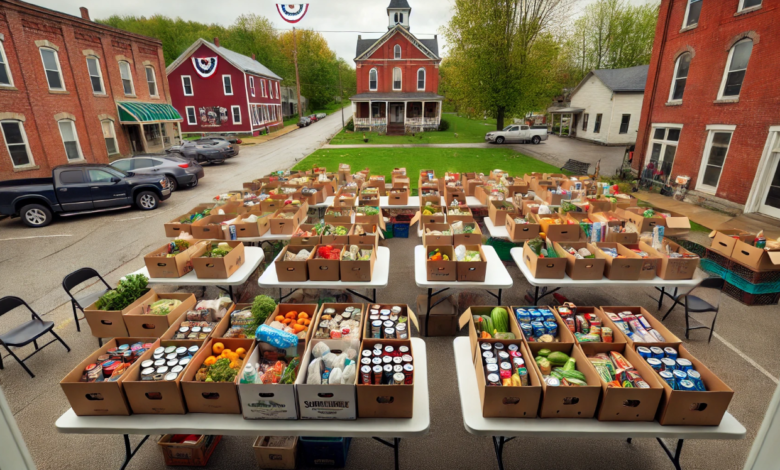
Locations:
273;28;438;36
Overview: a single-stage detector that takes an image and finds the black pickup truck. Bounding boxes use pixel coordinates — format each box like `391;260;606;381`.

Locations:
0;163;171;227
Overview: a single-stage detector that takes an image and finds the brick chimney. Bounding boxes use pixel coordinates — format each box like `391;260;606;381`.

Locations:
251;53;256;60
79;7;90;21
213;37;220;47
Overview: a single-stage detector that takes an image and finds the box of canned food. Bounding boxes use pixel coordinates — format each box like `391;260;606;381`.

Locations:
356;339;415;418
555;305;625;345
598;306;682;348
509;306;575;344
361;304;419;340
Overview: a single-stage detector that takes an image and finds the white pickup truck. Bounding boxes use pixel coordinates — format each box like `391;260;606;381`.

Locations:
485;125;548;145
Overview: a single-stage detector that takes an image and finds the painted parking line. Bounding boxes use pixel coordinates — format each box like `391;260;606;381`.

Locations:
0;234;72;241
715;332;779;384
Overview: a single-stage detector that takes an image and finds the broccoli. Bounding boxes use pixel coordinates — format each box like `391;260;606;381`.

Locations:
207;358;238;383
250;295;277;330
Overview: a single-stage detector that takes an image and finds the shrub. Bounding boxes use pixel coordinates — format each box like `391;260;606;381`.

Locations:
346;118;354;132
438;118;450;132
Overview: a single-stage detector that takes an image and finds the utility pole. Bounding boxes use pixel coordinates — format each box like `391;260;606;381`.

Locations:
338;61;344;129
292;27;303;118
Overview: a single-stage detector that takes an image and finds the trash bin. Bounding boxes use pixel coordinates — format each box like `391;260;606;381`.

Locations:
393;223;410;238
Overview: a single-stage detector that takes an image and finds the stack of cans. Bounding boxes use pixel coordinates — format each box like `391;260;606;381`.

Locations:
140;345;199;382
368;304;409;340
174;321;217;340
84;342;154;383
481;341;529;387
640;347;705;391
513;307;558;341
359;343;413;385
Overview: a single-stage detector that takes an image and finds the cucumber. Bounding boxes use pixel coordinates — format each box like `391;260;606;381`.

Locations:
558;369;587;383
546;351;570;367
562;357;576;372
538;349;552;357
480;315;494;335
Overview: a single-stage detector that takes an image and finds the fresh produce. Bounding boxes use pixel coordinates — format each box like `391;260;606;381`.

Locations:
293;226;317;237
147;298;181;316
546;351;570;367
250;295;277;331
96;274;149;311
341;245;372;261
427;248;449;261
315;223;348;236
151;239;190;257
269;310;311;338
317;245;342;260
534;349;583;387
356;206;379;216
490;307;510;333
560;245;594;259
204;242;234;258
195;342;247;383
180;208;211;223
526;237;558;258
476;315;494;338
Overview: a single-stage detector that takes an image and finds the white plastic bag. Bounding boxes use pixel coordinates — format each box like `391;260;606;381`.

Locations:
341;363;356;384
312;342;330;358
455;245;467;261
328;368;343;384
306;358;322;384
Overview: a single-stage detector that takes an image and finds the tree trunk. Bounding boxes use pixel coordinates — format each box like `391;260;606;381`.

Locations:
497;106;505;130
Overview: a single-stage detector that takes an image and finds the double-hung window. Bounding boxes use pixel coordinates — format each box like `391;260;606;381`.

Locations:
261;79;267;97
593;114;603;133
40;48;64;90
182;75;193;96
582;114;589;131
102;120;118;155
118;61;134;95
1;120;33;167
683;0;702;28
719;40;753;99
86;56;104;94
0;41;12;87
417;68;425;90
738;0;762;12
186;106;197;125
231;105;241;124
249;76;255;97
58;120;83;161
369;68;378;91
619;114;631;134
146;66;158;97
223;75;233;95
393;67;401;90
669;53;691;102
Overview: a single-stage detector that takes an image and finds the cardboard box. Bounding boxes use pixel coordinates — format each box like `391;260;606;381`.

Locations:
60;337;158;416
589;211;624;228
415;294;457;336
290;224;320;246
658;210;691;236
422;223;453;246
464;179;482;196
457;245;487;281
565;306;626;345
349;224;380;246
144;241;206;279
388;188;409;205
488;200;514;226
122;339;202;414
340;244;377;282
533;213;580;242
315;303;367;344
356;338;415;418
238;344;299;420
526;342;602;418
335;194;357;207
233;213;272;238
355;207;386;230
446;205;474;223
324;208;353;224
730;240;780;272
599;306;682;348
361;304;419;339
444;186;466;206
295;339;358;419
253;436;297;469
275;245;314;282
654;344;734;426
509;306;575;343
606;231;639;244
320;224;352;245
164;204;213;238
359;194;380;206
190;214;233;240
159;435;222;466
593;242;643;280
623;242;662;280
708;230;754;258
160;310;225;343
84;289;156;338
419;205;446;225
579;343;664;422
505;214;541;242
270;207;304;235
392;177;410;188
553;242;606;280
521;200;541;217
123;292;197;338
522;243;566;279
621;207;664;233
453;222;483;246
261;198;286;213
504;178;529;197
192;241;246;280
425;245;457;281
308;245;344;282
543;189;563;206
645;240;700;280
180;338;253;414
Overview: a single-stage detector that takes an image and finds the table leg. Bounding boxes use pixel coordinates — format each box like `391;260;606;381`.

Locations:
425;288;432;338
497;289;502;305
229;285;234;301
657;438;684;470
345;289;377;303
491;436;515;470
120;434;149;470
277;288;299;303
372;437;401;470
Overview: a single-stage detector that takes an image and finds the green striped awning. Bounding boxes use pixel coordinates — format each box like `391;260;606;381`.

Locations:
117;102;183;123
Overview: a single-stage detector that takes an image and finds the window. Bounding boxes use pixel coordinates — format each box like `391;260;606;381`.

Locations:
393;67;402;90
719;40;753;99
146;66;158;97
369;68;378;91
0;42;13;86
40;48;64;90
593;114;603;133
182;75;193;96
86;57;104;94
118;61;134;95
400;13;404;23
645;125;681;185
669;53;691;102
582;114;589;131
133;158;157;169
186;106;196;125
619;114;631;134
372;103;380;118
394;12;399;23
270;81;275;99
232;105;241;124
60;170;85;184
683;0;702;28
223;75;232;95
1;121;33;167
417;68;425;90
88;169;115;183
58;120;83;161
276;82;280;99
261;79;267;97
697;128;734;192
112;159;132;172
394;45;401;59
249;76;255;97
101;120;118;155
739;0;762;11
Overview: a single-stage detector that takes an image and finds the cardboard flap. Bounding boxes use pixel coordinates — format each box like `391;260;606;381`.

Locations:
410;211;421;227
458;309;472;329
769;251;780;265
406;306;420;332
664;217;690;229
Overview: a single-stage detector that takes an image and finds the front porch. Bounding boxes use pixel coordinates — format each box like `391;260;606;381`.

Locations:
352;100;442;134
117;101;183;155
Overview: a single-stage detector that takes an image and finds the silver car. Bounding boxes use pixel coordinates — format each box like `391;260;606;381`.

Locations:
110;155;204;191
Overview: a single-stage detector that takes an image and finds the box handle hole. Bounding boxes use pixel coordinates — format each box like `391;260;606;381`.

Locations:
202;392;220;399
376;396;395;404
145;392;163;400
690;403;708;411
258;393;275;398
85;393;104;401
562;397;579;405
622;399;640;408
502;397;520;405
317;393;334;398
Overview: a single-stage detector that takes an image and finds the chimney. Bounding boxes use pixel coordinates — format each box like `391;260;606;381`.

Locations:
213;37;220;47
252;53;256;60
79;7;90;21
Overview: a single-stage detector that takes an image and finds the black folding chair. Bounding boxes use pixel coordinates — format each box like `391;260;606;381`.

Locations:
62;267;111;333
0;296;71;378
661;278;725;343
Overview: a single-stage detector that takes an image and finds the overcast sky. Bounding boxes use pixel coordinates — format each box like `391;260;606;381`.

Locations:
37;0;653;64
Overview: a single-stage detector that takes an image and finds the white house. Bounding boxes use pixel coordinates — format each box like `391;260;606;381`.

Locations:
549;65;649;146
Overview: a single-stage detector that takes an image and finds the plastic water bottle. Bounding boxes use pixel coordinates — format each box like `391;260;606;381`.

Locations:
240;364;257;384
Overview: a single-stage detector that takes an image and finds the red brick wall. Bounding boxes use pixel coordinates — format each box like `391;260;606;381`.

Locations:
355;32;439;94
0;1;170;181
634;0;780;205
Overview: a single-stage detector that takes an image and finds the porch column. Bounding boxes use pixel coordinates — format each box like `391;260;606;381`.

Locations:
568;114;572;136
177;122;183;144
139;124;148;153
438;101;442;122
404;101;407;125
385;101;388;124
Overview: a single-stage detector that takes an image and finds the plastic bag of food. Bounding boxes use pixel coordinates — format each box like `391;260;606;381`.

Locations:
186;308;210;322
306;358;322;384
538;205;552;215
222;326;247;339
341;363;356;384
255;324;299;349
293;249;311;261
312;341;330;358
321;352;340;370
328;367;343;384
455;245;467;261
451;221;464;234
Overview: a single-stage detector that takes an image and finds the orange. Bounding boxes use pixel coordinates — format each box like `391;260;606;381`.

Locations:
236;347;246;358
212;342;224;355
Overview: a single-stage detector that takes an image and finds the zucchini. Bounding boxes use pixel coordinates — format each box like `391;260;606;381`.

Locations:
562;357;576;372
480;315;494;335
538;349;552;357
558;369;587;383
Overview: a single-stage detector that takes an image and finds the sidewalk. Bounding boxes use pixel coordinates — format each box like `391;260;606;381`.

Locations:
635;191;732;229
241;124;299;145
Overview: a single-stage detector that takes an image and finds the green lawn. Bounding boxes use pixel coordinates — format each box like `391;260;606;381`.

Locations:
292;147;563;188
330;114;500;145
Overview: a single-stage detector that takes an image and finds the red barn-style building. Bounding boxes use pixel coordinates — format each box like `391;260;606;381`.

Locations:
167;38;283;136
351;0;442;135
635;0;780;218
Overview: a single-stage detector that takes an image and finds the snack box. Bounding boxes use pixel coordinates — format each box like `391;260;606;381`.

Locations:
308;245;344;282
84;289;157;339
453;222;483;246
388;187;409;206
598;306;682;348
564;306;626;345
422;223;453;246
237;341;300;420
164;204;215;238
708;230;755;258
356;338;415;418
144;240;207;279
521;243;566;279
191;241;246;280
553;242;606;281
275;245;315;282
425;245;457;281
294;339;359;420
457;245;487;282
289;224;320;246
593;242;643;281
123;292;197;338
340;244;377;282
506;214;541;242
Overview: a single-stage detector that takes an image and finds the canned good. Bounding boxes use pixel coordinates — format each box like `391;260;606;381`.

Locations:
372;357;382;366
676;358;693;372
379;316;389;322
166;359;179;367
372;365;383;385
678;379;696;391
487;373;501;386
520;323;533;339
672;369;688;389
171;365;184;375
497;351;510;363
384;327;396;339
165;372;178;381
485;363;499;374
481;343;492;352
382;356;392;364
154;359;166;367
687;370;706;391
637;346;652;359
153;374;164;381
374;343;384;351
156;366;169;375
499;362;512;378
141;367;155;380
531;321;546;338
121;350;133;362
371;320;382;338
175;347;187;357
362;350;373;358
402;354;413;363
543;321;558;338
179;358;191;367
202;327;213;335
659;370;676;389
515;308;531;323
663;347;678;360
383;320;394;329
373;349;382;357
191;327;202;334
398;346;410;355
141;360;154;369
383;364;394;384
484;357;497;365
361;365;372;384
166;353;177;361
403;363;414;384
393;356;403;365
361;357;372;366
601;327;613;343
391;306;402;314
393;373;405;385
660;358;677;371
396;323;408;339
117;344;130;352
97;354;110;364
482;351;494;360
646;358;663;372
380;309;391;316
84;363;102;382
517;368;528;386
650;347;664;359
389;315;399;322
512;357;525;369
164;346;176;355
493;342;505;351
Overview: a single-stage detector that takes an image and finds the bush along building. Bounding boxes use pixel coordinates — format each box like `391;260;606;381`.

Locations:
0;1;181;181
634;0;780;218
167;38;283;136
351;0;443;135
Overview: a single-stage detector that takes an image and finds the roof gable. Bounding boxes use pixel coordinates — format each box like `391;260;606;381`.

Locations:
570;65;649;97
355;26;439;61
166;38;282;80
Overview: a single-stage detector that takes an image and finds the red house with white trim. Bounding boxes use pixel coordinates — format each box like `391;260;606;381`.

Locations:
167;38;283;136
351;0;443;135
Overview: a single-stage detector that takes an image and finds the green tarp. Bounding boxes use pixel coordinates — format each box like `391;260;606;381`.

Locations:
117;102;182;123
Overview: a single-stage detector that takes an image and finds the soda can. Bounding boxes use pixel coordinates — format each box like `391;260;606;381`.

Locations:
403;364;414;384
659;370;676;389
543;321;558;338
661;358;677;371
687;370;706;391
371;320;382;338
637;346;652;359
484;357;497;365
487;373;501;386
517;368;529;386
678;379;696;391
515;308;531;323
482;351;494;360
497;351;510;363
520;323;533;339
646;358;663;372
507;344;519;353
393;373;405;385
676;358;693;372
361;365;372;384
673;370;688;389
650;347;664;360
493;342;505;352
372;365;383;385
531;321;546;338
383;364;394;384
663;347;678;360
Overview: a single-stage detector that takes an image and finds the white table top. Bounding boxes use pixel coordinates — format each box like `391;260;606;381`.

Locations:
483;218;510;240
237;231;293;242
510;247;703;288
414;245;513;289
129;247;265;286
466;196;485;208
258;246;390;289
310;196;334;209
380;195;420;209
453;337;745;439
56;338;429;438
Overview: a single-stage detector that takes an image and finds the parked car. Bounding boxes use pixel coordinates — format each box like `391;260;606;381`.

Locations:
486;125;548;144
298;117;311;128
0;164;171;227
193;138;239;158
316;113;327;120
110;155;204;191
204;133;242;145
309;114;318;123
166;141;226;165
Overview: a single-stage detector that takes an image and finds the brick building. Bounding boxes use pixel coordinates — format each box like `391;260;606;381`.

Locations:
166;38;283;136
634;0;780;218
0;0;181;181
351;0;443;135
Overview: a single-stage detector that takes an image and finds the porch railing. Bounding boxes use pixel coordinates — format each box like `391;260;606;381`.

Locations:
405;117;440;127
354;117;387;127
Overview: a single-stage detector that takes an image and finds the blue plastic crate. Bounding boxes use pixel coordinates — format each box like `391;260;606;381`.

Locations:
299;437;351;468
393;223;410;238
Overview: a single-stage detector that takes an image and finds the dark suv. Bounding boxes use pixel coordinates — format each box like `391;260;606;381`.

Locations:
166;141;226;165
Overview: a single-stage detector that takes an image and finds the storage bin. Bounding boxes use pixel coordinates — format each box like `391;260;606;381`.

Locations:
299;437;351;467
393;222;410;238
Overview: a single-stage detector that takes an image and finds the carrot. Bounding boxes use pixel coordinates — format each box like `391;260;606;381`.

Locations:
285;311;297;319
298;312;309;319
275;315;285;322
293;323;306;332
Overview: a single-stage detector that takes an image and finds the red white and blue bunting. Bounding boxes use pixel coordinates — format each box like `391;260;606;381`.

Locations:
192;57;218;78
276;4;309;23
